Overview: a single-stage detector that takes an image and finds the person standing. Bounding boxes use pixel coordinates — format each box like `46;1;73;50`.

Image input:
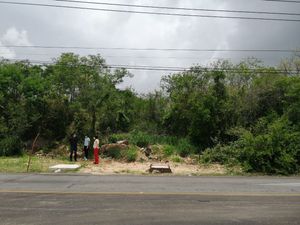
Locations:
93;135;100;164
69;133;78;162
83;135;90;160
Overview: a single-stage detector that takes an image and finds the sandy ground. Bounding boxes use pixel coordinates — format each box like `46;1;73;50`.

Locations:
79;158;226;175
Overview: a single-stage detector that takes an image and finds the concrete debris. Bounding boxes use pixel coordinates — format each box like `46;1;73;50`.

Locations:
148;164;172;173
49;164;80;172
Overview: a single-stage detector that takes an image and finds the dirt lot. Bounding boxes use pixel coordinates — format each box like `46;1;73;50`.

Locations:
79;158;226;175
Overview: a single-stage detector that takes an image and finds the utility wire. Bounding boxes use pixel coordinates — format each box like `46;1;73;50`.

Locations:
264;0;300;3
0;1;300;22
4;58;298;74
0;52;259;60
53;0;300;17
1;45;299;53
0;52;243;60
0;52;285;61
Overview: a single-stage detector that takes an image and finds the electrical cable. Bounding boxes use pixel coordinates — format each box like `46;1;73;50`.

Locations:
3;58;299;74
1;45;298;53
0;1;300;22
53;0;300;17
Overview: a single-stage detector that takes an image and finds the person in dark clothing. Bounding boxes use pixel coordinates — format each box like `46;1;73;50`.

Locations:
69;133;78;161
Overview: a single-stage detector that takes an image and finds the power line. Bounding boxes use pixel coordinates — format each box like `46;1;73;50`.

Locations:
0;52;240;60
264;0;300;3
0;1;300;22
3;58;298;74
1;45;299;53
53;0;300;17
0;52;287;62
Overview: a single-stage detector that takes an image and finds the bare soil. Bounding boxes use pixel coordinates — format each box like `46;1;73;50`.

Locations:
79;158;226;175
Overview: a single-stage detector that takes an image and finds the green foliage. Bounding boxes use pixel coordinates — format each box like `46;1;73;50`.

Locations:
201;144;239;165
237;118;300;174
171;155;184;163
103;144;137;162
202;117;300;175
0;136;23;156
108;135;118;143
104;145;122;159
131;131;151;147
121;146;138;162
162;145;175;157
108;132;197;157
176;138;196;157
108;132;179;146
1;53;300;175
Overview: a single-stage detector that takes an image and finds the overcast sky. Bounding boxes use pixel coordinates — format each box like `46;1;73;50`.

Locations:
0;0;299;92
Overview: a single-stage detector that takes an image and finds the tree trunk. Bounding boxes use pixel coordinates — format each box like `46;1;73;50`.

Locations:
26;132;40;173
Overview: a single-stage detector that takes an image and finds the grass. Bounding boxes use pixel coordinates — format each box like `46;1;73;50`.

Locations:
162;145;175;157
122;146;138;162
171;155;184;163
109;132;182;147
0;155;71;173
108;132;197;159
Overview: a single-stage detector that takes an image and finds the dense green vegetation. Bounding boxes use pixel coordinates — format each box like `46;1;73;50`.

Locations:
0;53;299;174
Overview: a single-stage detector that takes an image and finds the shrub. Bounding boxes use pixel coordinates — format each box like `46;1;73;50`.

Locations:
151;145;162;155
236;118;300;174
129;131;152;147
0;136;23;156
201;117;300;175
111;131;179;147
162;145;175;157
104;145;122;159
108;132;196;158
108;135;118;143
176;138;196;157
122;146;138;162
171;155;183;163
201;144;239;165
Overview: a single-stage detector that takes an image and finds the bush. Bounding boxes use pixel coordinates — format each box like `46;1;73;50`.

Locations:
201;144;239;165
162;145;175;157
236;118;300;174
108;132;196;158
201;117;300;175
109;132;179;147
176;138;196;157
104;145;122;159
171;155;183;163
0;136;23;156
122;146;138;162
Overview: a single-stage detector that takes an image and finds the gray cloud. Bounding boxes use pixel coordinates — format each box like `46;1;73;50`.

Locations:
0;0;299;92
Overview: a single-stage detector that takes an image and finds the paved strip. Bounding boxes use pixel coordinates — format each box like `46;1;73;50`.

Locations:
0;192;299;225
1;175;300;225
260;182;300;186
0;189;300;196
1;174;300;194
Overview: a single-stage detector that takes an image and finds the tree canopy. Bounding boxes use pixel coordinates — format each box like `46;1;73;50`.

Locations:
1;53;299;174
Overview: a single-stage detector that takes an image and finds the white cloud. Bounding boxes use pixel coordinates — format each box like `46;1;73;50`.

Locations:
1;27;31;46
0;27;32;59
0;40;15;59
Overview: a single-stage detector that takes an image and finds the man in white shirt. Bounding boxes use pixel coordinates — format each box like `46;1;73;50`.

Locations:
83;136;90;160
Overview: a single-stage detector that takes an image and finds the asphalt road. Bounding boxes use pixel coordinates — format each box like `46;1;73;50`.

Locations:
0;174;300;225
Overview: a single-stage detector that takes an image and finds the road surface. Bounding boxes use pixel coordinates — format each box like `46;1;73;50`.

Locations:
0;174;299;225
